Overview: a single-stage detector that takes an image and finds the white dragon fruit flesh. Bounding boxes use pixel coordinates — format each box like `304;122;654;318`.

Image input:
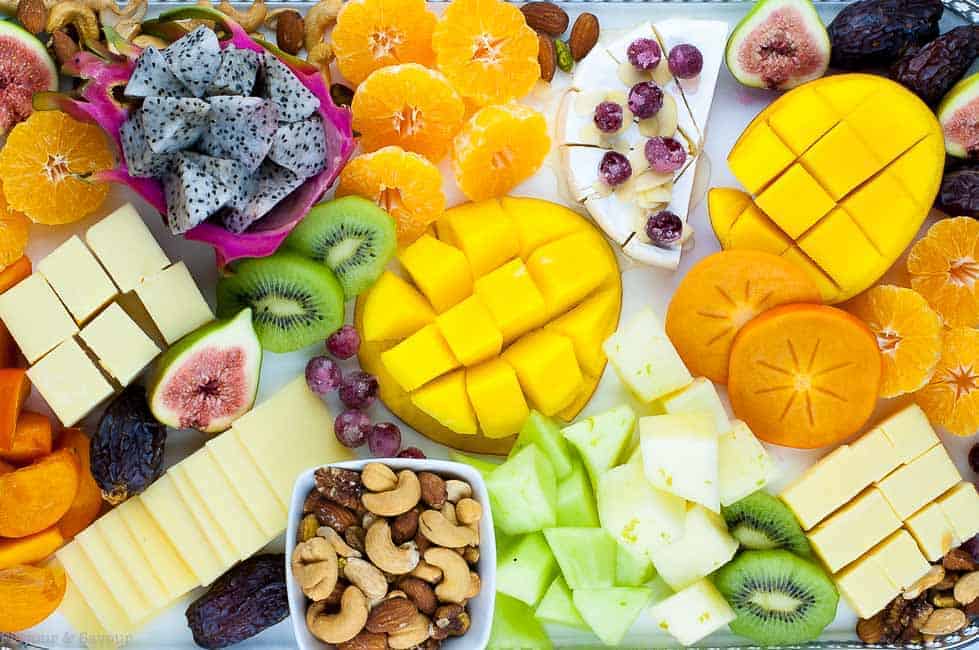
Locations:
164;27;222;97
257;51;318;123
141;96;209;153
120;117;173;177
207;48;259;97
125;46;187;98
165;152;234;234
268;115;328;178
222;160;304;234
198;96;278;171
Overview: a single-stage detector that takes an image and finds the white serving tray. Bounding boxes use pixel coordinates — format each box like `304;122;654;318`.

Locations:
8;1;979;648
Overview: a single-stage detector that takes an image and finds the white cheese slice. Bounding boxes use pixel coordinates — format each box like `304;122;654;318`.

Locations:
571;46;620;93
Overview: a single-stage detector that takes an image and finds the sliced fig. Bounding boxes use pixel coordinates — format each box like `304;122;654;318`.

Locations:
0;20;57;134
939;72;979;159
147;308;262;433
725;0;830;90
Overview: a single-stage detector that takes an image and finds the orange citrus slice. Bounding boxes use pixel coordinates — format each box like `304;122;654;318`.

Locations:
0;187;29;268
915;327;979;436
352;63;466;162
432;0;540;107
333;0;437;87
846;285;943;398
907;217;979;328
452;103;549;201
0;111;112;225
337;145;445;245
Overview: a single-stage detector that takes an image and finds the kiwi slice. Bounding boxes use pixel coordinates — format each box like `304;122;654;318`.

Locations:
284;196;397;298
722;491;812;557
713;549;839;645
216;252;344;353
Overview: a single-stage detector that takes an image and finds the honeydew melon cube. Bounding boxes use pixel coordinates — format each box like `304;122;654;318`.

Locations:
487;445;557;535
503;330;583;417
490;592;554;650
398;234;472;312
448;450;499;478
410;369;479;435
562;404;636;486
572;587;653;646
557;460;600;527
640;413;720;512
496;532;559;606
718;420;777;507
647;578;736;646
598;461;687;555
660;377;730;434
360;271;435;342
602;308;692;402
616;542;656;586
536;575;588;630
647;504;738;590
512;411;575;479
543;527;617;588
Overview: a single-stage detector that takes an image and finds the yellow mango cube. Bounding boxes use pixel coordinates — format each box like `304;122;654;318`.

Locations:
780;247;840;303
798;209;882;292
768;87;840;155
361;272;436;342
814;75;880;115
502;196;585;258
474;259;547;343
800;122;882;200
842;172;920;257
888;135;945;205
727;122;796;194
436;296;502;366
708;188;753;241
381;324;460;392
725;204;793;255
844;90;930;165
410;370;478;435
527;231;612;318
466;359;529;439
438;199;519;277
546;289;619;376
756;164;836;238
503;330;583;416
399;235;472;312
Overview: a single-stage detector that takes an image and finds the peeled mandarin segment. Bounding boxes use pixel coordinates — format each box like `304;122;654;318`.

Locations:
0;564;67;632
845;285;943;398
665;250;822;384
0;448;80;538
908;217;979;328
727;304;882;448
0;187;29;267
914;327;979;436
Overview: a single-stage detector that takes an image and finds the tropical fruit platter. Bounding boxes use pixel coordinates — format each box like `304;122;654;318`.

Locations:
4;0;979;647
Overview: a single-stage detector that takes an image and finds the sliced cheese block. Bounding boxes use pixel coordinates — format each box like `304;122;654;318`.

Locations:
58;576;119;650
75;525;154;625
114;498;196;600
168;465;239;569
94;509;171;611
206;431;288;537
56;542;137;634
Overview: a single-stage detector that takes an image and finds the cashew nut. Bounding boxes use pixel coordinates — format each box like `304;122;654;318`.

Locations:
99;0;146;40
442;501;457;525
292;537;339;602
216;0;266;32
365;520;420;575
424;547;471;605
456;498;482;525
318;526;362;558
465;571;481;600
306;41;334;85
46;2;100;46
343;557;389;605
387;612;433;650
419;510;477;549
445;480;472;503
362;462;398;492
410;561;443;584
304;0;341;53
132;34;168;49
362;470;422;517
306;586;370;645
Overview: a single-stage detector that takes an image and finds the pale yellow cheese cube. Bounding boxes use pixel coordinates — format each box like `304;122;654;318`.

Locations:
660;377;731;434
38;236;118;323
28;338;114;426
867;530;931;590
206;432;288;537
115;498;196;600
780;446;867;530
877;444;960;519
58;576;118;650
168;465;238;570
877;404;938;464
56;542;136;633
86;203;170;292
906;501;960;562
718;420;776;507
80;303;160;386
809;488;902;572
94;508;171;611
938;482;979;542
849;428;902;484
135;262;213;344
75;525;154;624
0;273;78;362
836;555;899;619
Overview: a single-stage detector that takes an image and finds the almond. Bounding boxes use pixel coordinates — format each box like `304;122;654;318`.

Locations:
365;597;419;634
275;10;305;55
50;30;79;68
418;472;446;509
17;0;47;35
338;631;387;650
399;576;438;615
538;34;556;82
520;2;569;37
568;12;600;61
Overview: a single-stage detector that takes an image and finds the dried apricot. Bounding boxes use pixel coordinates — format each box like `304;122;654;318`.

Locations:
0;448;79;538
0;368;30;450
908;217;979;327
0;564;66;632
915;327;979;436
0;527;64;570
55;428;103;540
0;256;30;293
0;411;52;463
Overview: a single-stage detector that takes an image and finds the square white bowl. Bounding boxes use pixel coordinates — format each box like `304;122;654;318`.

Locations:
286;459;496;650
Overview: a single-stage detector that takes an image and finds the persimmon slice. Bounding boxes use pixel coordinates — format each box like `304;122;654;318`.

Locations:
56;428;103;540
0;564;66;632
727;304;881;448
0;448;79;538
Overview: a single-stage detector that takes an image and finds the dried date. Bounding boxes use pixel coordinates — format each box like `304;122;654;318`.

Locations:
938;167;979;217
828;0;942;69
891;26;979;106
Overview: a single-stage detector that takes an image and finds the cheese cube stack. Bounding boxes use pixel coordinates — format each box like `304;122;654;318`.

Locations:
55;376;355;637
835;530;931;619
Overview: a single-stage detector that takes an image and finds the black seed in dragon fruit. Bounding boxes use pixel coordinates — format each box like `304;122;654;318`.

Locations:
206;49;260;97
120;116;174;178
141;97;210;154
125;46;188;98
164;152;238;234
164;27;222;98
256;51;319;123
183;151;256;213
222;160;304;234
197;96;278;171
267;115;328;178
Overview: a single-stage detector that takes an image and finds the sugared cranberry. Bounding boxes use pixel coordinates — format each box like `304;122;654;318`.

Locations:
327;325;360;359
338;370;379;410
593;101;624;134
335;409;370;448
645;210;683;245
627;38;661;70
598;151;632;187
645;137;687;174
369;422;402;457
397;447;426;459
305;356;342;395
628;82;663;119
668;44;703;79
969;443;979;473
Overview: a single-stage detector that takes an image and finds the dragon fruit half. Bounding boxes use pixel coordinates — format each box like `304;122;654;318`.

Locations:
37;7;353;266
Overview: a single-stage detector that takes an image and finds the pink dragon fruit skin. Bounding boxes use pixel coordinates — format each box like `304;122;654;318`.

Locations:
39;9;353;267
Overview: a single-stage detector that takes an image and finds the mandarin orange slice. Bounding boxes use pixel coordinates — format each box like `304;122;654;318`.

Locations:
665;250;822;384
846;285;942;398
452;103;549;201
337;145;445;244
333;0;437;86
914;327;979;436
907;217;979;328
352;63;465;162
0;111;112;225
432;0;540;107
0;187;28;268
727;304;882;448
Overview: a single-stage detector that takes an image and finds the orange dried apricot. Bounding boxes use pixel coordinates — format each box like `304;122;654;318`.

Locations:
0;527;64;570
0;186;29;268
0;368;30;450
0;459;12;474
0;411;52;464
0;564;66;632
55;428;103;541
914;327;979;436
0;256;30;294
0;448;79;538
907;217;979;327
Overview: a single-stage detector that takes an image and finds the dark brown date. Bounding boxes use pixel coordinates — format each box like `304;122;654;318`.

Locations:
890;26;979;106
938;167;979;217
828;0;942;69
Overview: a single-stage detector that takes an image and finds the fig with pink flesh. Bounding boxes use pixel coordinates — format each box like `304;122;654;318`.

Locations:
939;72;979;159
0;21;57;134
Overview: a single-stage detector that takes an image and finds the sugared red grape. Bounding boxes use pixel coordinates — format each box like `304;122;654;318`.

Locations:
668;44;703;79
305;356;342;395
970;443;979;473
335;409;370;448
397;447;426;459
646;211;683;245
627;38;661;70
628;82;663;119
339;370;379;410
327;325;360;359
599;151;632;187
369;422;402;457
593;101;624;134
645;137;687;174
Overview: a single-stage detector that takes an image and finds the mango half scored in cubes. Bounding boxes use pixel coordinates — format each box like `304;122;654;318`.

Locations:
710;74;944;303
356;197;622;454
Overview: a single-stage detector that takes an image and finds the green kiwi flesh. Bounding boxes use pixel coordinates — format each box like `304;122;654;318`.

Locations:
713;549;839;645
216;252;345;353
722;490;812;557
284;196;397;298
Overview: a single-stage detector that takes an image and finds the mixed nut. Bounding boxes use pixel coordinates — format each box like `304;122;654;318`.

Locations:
293;464;482;648
521;1;599;82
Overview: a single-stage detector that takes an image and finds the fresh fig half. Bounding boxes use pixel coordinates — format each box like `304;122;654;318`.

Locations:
939;72;979;159
148;308;262;433
0;20;58;134
725;0;830;90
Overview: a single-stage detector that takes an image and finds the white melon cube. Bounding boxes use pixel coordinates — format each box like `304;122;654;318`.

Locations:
640;413;720;511
603;309;692;403
598;461;687;556
660;377;730;434
648;578;735;645
647;504;738;590
718;420;777;507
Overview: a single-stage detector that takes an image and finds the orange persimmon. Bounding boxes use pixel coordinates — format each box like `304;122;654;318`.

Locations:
0;449;79;538
0;256;30;293
0;459;12;474
0;411;52;463
0;368;30;450
0;527;64;570
0;321;15;368
0;564;66;632
56;428;103;540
